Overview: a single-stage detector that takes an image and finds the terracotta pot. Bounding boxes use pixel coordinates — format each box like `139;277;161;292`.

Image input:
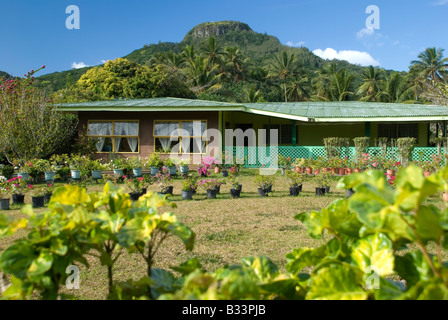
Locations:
387;169;396;176
354;169;362;173
314;169;320;175
295;166;301;173
424;171;431;178
331;168;338;174
301;167;306;174
339;168;346;176
443;192;448;202
214;167;221;174
346;168;353;175
305;167;313;175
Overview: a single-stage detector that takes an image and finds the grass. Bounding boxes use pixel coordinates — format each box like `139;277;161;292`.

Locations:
1;169;447;299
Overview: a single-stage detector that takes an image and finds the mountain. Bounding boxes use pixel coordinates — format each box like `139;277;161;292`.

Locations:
36;20;365;92
0;71;12;79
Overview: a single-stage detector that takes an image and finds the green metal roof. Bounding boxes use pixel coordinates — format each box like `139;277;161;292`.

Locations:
59;97;245;112
245;101;448;122
59;98;448;122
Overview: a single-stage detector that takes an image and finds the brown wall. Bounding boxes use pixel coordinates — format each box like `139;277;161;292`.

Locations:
78;111;219;159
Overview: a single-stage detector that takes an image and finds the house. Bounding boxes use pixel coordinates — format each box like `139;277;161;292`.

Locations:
60;97;448;163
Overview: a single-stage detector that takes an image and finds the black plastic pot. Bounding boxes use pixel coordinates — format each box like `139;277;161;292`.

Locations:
230;188;241;198
266;185;272;193
142;188;147;194
222;170;228;177
182;190;193;200
289;186;300;196
258;188;268;197
0;199;10;210
298;184;303;192
346;188;355;198
213;185;221;194
129;192;142;201
32;196;45;208
160;186;174;195
206;189;218;199
324;186;331;194
12;194;25;205
315;187;326;197
44;193;52;203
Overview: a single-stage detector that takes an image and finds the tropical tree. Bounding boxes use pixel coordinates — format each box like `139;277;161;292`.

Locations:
200;37;224;70
269;51;301;102
183;56;223;93
410;47;448;83
356;66;385;102
241;86;264;103
223;46;247;83
286;75;310;102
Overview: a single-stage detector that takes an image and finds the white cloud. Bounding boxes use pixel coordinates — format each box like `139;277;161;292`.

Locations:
356;28;375;40
72;62;89;69
433;0;448;6
286;41;306;47
313;48;380;66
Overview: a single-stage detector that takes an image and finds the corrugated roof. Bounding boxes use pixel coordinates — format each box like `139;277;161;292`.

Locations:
60;97;244;109
59;98;448;122
245;101;448;119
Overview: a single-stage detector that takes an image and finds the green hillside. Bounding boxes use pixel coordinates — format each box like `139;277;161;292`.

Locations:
36;20;364;93
0;71;12;79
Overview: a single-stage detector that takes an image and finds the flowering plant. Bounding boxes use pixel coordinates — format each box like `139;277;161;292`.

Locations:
8;177;30;195
44;183;55;194
126;176;145;193
229;175;241;190
13;160;34;173
430;154;443;171
0;177;10;199
108;157;126;170
198;179;222;190
154;167;172;192
285;170;304;187
198;166;209;177
31;185;46;197
181;179;195;192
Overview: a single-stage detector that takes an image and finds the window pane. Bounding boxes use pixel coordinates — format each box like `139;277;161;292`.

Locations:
114;121;139;136
181;138;206;154
181;121;206;136
398;124;418;139
154;121;179;136
90;137;113;152
378;124;397;139
88;122;112;136
155;137;179;153
281;125;292;144
117;137;139;153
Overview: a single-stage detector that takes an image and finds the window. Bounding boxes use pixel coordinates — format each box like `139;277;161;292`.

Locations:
378;123;419;142
87;120;139;153
263;124;297;145
154;120;207;154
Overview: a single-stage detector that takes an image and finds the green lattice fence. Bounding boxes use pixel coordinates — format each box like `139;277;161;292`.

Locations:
227;146;442;168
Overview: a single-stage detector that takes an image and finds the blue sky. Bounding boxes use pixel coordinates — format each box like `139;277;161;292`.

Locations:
1;0;447;76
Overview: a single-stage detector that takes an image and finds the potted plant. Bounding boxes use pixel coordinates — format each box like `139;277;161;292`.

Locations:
164;157;177;176
9;177;28;205
154;167;173;195
126;157;143;177
278;155;293;176
254;173;271;197
199;179;222;199
108;157;126;176
313;173;327;197
31;185;46;208
68;154;88;180
147;153;164;176
88;159;106;180
49;154;69;171
229;175;242;198
179;159;190;174
304;158;313;175
294;158;305;173
126;176;145;201
322;172;333;194
14;160;32;181
44;183;56;203
181;179;195;200
0;178;10;210
286;171;303;196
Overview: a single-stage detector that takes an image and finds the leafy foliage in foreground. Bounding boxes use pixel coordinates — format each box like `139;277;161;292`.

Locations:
1;166;448;300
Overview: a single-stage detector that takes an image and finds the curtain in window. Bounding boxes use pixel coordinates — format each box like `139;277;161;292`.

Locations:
95;138;106;152
181;121;206;136
181;138;191;154
193;137;206;154
128;138;138;152
158;138;172;152
114;138;122;152
114;122;138;136
88;122;112;136
154;122;179;137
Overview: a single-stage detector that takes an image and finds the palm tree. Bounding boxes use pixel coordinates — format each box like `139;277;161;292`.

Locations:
182;56;223;93
410;47;448;82
200;37;224;70
182;45;197;68
223;46;247;83
379;72;410;103
330;69;354;101
312;63;338;101
242;86;264;103
164;51;185;72
268;51;300;102
286;76;310;102
356;66;385;102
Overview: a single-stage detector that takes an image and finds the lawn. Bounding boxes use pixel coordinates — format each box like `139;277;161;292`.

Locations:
1;169;447;300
